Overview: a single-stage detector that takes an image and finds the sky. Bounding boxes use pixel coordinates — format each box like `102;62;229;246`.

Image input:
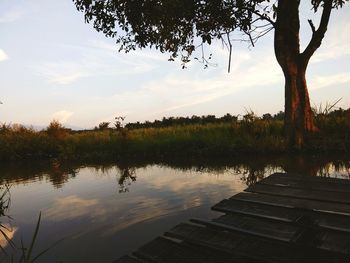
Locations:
0;0;349;129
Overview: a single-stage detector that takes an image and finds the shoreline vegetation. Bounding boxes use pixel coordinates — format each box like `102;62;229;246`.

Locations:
0;108;349;162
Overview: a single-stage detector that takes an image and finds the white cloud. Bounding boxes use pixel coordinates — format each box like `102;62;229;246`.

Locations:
311;19;350;64
74;47;282;124
89;40;167;62
50;71;86;85
36;60;88;85
0;49;8;61
52;110;73;123
310;73;350;90
124;53;280;116
0;8;25;23
35;42;163;85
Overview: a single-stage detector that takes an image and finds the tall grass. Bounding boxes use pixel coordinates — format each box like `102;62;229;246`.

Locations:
0;109;349;161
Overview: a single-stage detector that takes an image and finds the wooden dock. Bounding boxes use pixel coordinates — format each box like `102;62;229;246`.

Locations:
114;173;350;263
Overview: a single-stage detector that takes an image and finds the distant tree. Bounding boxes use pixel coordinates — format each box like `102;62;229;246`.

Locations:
46;120;67;140
221;113;238;122
114;116;126;131
262;113;273;121
74;0;348;148
273;111;285;121
98;121;110;130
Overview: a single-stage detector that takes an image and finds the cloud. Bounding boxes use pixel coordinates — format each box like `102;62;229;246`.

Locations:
0;49;8;62
0;8;25;23
35;40;166;85
36;61;88;85
310;73;350;90
35;55;156;85
89;40;166;62
100;167;247;237
74;46;282;124
45;195;103;221
52;110;73;123
120;53;280;116
311;20;350;64
0;224;17;248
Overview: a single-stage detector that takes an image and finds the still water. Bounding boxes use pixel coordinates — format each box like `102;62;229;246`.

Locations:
1;156;350;262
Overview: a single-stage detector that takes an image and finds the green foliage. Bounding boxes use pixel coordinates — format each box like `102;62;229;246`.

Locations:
311;107;350;151
46;120;68;141
73;0;259;63
0;109;349;161
73;0;348;65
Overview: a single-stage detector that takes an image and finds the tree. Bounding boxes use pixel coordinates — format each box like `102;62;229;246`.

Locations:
98;121;110;130
73;0;348;148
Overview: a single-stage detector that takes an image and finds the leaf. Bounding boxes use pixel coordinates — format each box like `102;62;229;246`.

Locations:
25;212;42;262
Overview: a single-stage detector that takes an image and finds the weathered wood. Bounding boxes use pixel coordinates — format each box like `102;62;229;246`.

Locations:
133;236;256;263
212;198;300;222
271;173;350;185
165;222;293;263
213;198;350;233
165;223;350;263
193;215;350;254
191;214;299;242
246;184;350;204
115;173;350;263
317;229;350;254
112;255;143;263
260;174;350;193
231;192;350;215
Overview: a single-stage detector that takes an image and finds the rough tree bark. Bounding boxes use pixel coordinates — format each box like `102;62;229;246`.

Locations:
274;0;332;148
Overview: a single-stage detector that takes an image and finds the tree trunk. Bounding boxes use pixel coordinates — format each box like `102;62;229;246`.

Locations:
274;0;319;149
283;64;318;148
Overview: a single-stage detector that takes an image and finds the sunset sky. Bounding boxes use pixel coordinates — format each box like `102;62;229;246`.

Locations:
1;0;350;129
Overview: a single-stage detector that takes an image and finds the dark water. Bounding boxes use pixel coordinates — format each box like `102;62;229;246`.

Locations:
0;155;350;263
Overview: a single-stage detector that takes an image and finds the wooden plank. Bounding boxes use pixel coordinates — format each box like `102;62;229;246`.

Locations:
133;236;255;263
213;198;350;233
165;223;350;263
191;214;299;242
115;173;350;263
270;173;350;185
165;223;292;263
317;230;350;254
313;213;350;233
246;183;350;204
260;174;350;193
212;198;300;222
194;214;350;254
112;255;143;263
231;192;350;215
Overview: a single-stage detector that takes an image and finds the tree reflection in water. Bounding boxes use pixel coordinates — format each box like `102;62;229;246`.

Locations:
116;164;136;193
0;155;350;191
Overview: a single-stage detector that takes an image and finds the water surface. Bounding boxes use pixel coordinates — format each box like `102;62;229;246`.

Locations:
0;156;349;262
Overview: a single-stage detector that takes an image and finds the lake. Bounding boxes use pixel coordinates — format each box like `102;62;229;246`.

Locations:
0;155;349;263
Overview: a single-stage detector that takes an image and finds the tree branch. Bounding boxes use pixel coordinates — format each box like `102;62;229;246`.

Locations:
307;19;316;34
248;9;276;27
231;3;276;28
302;0;333;63
227;33;233;73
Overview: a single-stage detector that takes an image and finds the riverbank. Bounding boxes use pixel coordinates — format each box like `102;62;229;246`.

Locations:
0;110;349;161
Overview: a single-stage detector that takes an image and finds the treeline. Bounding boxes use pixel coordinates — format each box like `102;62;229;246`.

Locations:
0;107;349;161
94;107;350;131
124;111;285;130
